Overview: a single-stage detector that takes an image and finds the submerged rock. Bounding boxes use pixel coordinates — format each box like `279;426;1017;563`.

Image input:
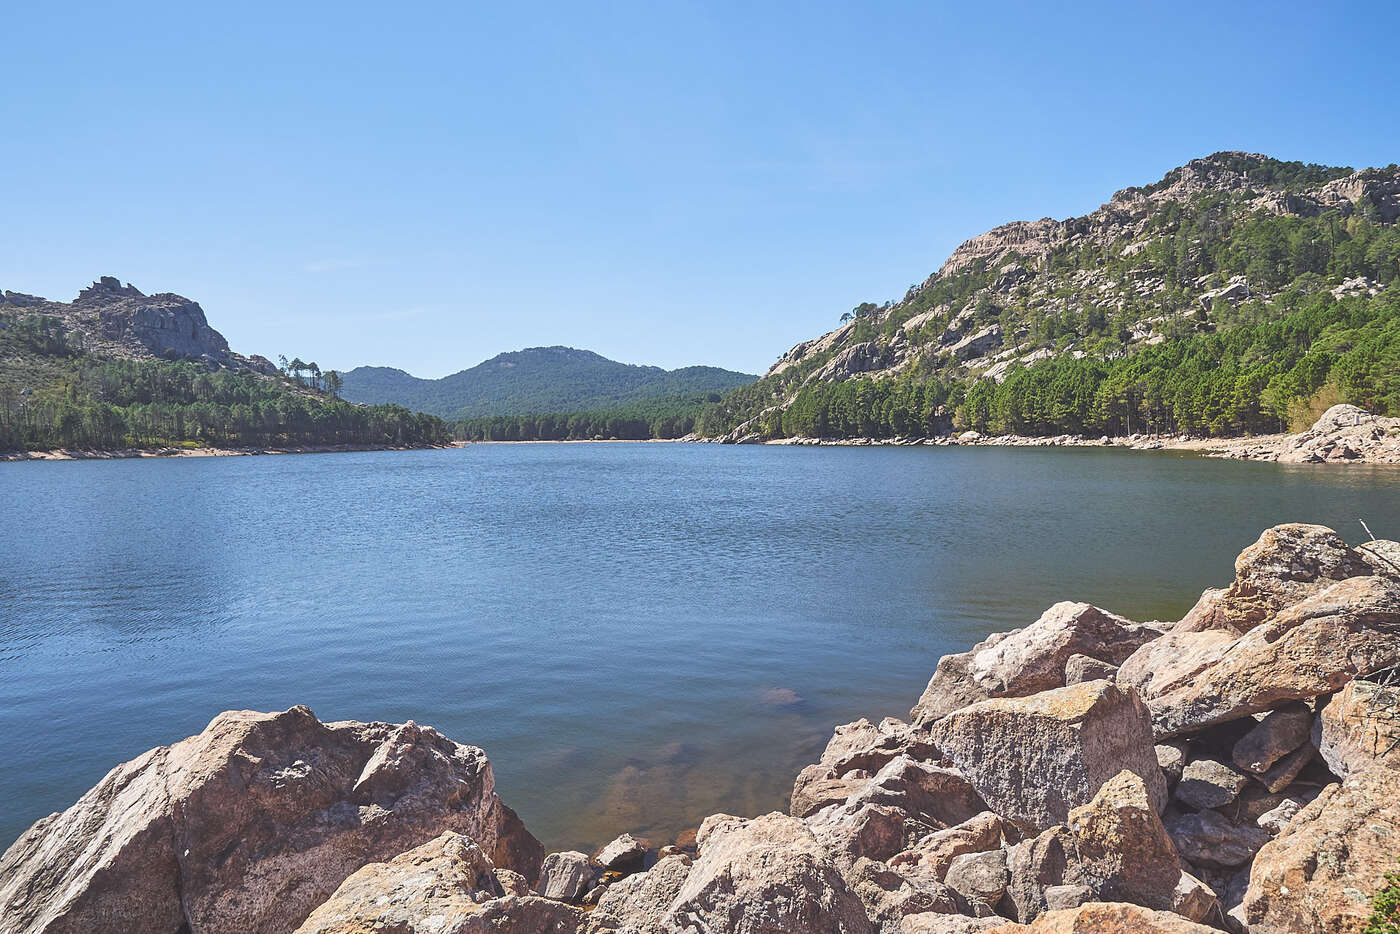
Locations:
0;707;543;934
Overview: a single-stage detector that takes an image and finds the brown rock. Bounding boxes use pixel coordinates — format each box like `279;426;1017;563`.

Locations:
0;707;543;934
1003;826;1083;923
846;857;963;928
1237;767;1400;934
588;852;693;932
1314;675;1400;777
594;833;648;872
1063;655;1118;684
983;901;1219;932
664;812;876;932
1065;771;1181;911
791;718;938;818
1256;740;1314;793
912;603;1164;726
1155;743;1188;785
1174;523;1373;635
844;755;989;830
929;680;1166;831
293;833;582;934
889;811;1008;883
1230;702;1313;774
808;801;909;866
944;848;1010;916
899;913;1007;932
1120;576;1400;738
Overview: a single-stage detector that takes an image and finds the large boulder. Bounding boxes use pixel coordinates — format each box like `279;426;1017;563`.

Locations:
1313;674;1400;777
929;681;1166;831
1174;524;1373;635
1119;575;1400;738
662;812;876;933
1064;771;1183;912
537;851;598;903
983;901;1219;932
0;707;543;934
294;832;582;934
1235;767;1400;934
912;603;1163;725
587;853;694;932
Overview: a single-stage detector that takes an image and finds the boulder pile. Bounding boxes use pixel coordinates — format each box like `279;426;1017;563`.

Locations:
3;523;1398;933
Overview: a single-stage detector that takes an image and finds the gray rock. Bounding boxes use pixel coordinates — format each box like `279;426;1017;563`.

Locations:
1257;741;1315;793
537;851;596;902
1155;742;1188;785
1042;884;1093;911
1174;757;1249;810
595;833;648;872
1164;809;1270;868
1064;654;1119;684
929;680;1166;831
943;848;1009;916
1230;702;1313;774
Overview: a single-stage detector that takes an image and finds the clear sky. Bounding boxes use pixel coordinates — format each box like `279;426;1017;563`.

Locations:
4;1;1397;377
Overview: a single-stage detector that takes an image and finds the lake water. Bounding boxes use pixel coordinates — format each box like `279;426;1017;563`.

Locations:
3;443;1399;852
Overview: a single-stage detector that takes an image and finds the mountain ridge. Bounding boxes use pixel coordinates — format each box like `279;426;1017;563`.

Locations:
341;345;756;419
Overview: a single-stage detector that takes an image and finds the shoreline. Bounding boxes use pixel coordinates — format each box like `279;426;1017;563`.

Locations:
0;441;460;462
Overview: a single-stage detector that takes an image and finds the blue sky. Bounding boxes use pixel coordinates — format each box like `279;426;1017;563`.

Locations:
4;1;1397;377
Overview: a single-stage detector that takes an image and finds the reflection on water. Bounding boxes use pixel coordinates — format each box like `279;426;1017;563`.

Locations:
2;445;1399;850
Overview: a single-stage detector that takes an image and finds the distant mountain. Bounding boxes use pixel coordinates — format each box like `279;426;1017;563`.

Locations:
340;346;756;418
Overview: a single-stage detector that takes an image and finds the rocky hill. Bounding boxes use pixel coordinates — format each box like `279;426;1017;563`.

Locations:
341;347;756;419
4;521;1397;932
699;153;1400;441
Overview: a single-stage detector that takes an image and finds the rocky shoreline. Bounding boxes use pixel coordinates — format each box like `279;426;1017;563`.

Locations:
0;442;460;462
733;404;1400;466
3;522;1398;933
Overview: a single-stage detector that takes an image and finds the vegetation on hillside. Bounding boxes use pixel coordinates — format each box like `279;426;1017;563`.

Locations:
699;155;1400;440
342;346;754;419
1368;865;1400;934
0;318;449;450
455;392;717;441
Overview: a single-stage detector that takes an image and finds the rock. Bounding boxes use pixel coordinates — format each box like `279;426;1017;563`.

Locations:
889;811;1008;883
1254;796;1306;835
1065;771;1182;911
1155;743;1188;785
496;868;530;896
1229;702;1313;773
1119;575;1400;738
929;680;1166;831
1174;523;1373;635
912;603;1163;725
1063;655;1117;684
983;901;1220;932
1314;674;1400;777
588;853;693;932
1358;538;1400;578
293;832;583;934
842;754;989;830
537;851;598;903
595;833;649;872
944;848;1010;916
1042;885;1093;911
808;801;909;866
1163;809;1270;868
900;913;1007;933
1255;740;1314;793
1169;873;1220;926
0;707;543;934
1173;757;1248;810
1237;768;1400;934
792;718;938;818
662;812;875;932
1003;826;1083;923
846;857;962;928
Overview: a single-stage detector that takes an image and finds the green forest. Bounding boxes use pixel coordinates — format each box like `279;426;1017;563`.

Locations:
698;186;1400;441
0;336;450;451
455;392;715;441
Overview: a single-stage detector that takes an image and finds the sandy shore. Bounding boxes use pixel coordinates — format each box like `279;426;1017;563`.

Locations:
0;442;460;462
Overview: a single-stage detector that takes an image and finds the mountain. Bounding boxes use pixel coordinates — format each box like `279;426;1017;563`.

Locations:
0;278;447;451
340;346;756;419
698;152;1400;441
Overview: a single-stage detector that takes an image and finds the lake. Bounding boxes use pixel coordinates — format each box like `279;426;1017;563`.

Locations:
3;443;1398;852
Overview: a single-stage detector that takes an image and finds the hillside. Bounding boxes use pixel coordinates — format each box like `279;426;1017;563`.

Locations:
0;278;447;450
698;152;1400;441
341;346;755;418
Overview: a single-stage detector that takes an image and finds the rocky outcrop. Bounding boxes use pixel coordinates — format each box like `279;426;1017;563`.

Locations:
929;680;1165;831
294;832;582;934
911;603;1163;726
0;707;543;934
1197;404;1400;465
1235;767;1400;933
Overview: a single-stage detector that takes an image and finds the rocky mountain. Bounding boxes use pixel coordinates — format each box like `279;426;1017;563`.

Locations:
0;276;277;377
340;346;755;419
699;152;1400;441
5;521;1398;932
